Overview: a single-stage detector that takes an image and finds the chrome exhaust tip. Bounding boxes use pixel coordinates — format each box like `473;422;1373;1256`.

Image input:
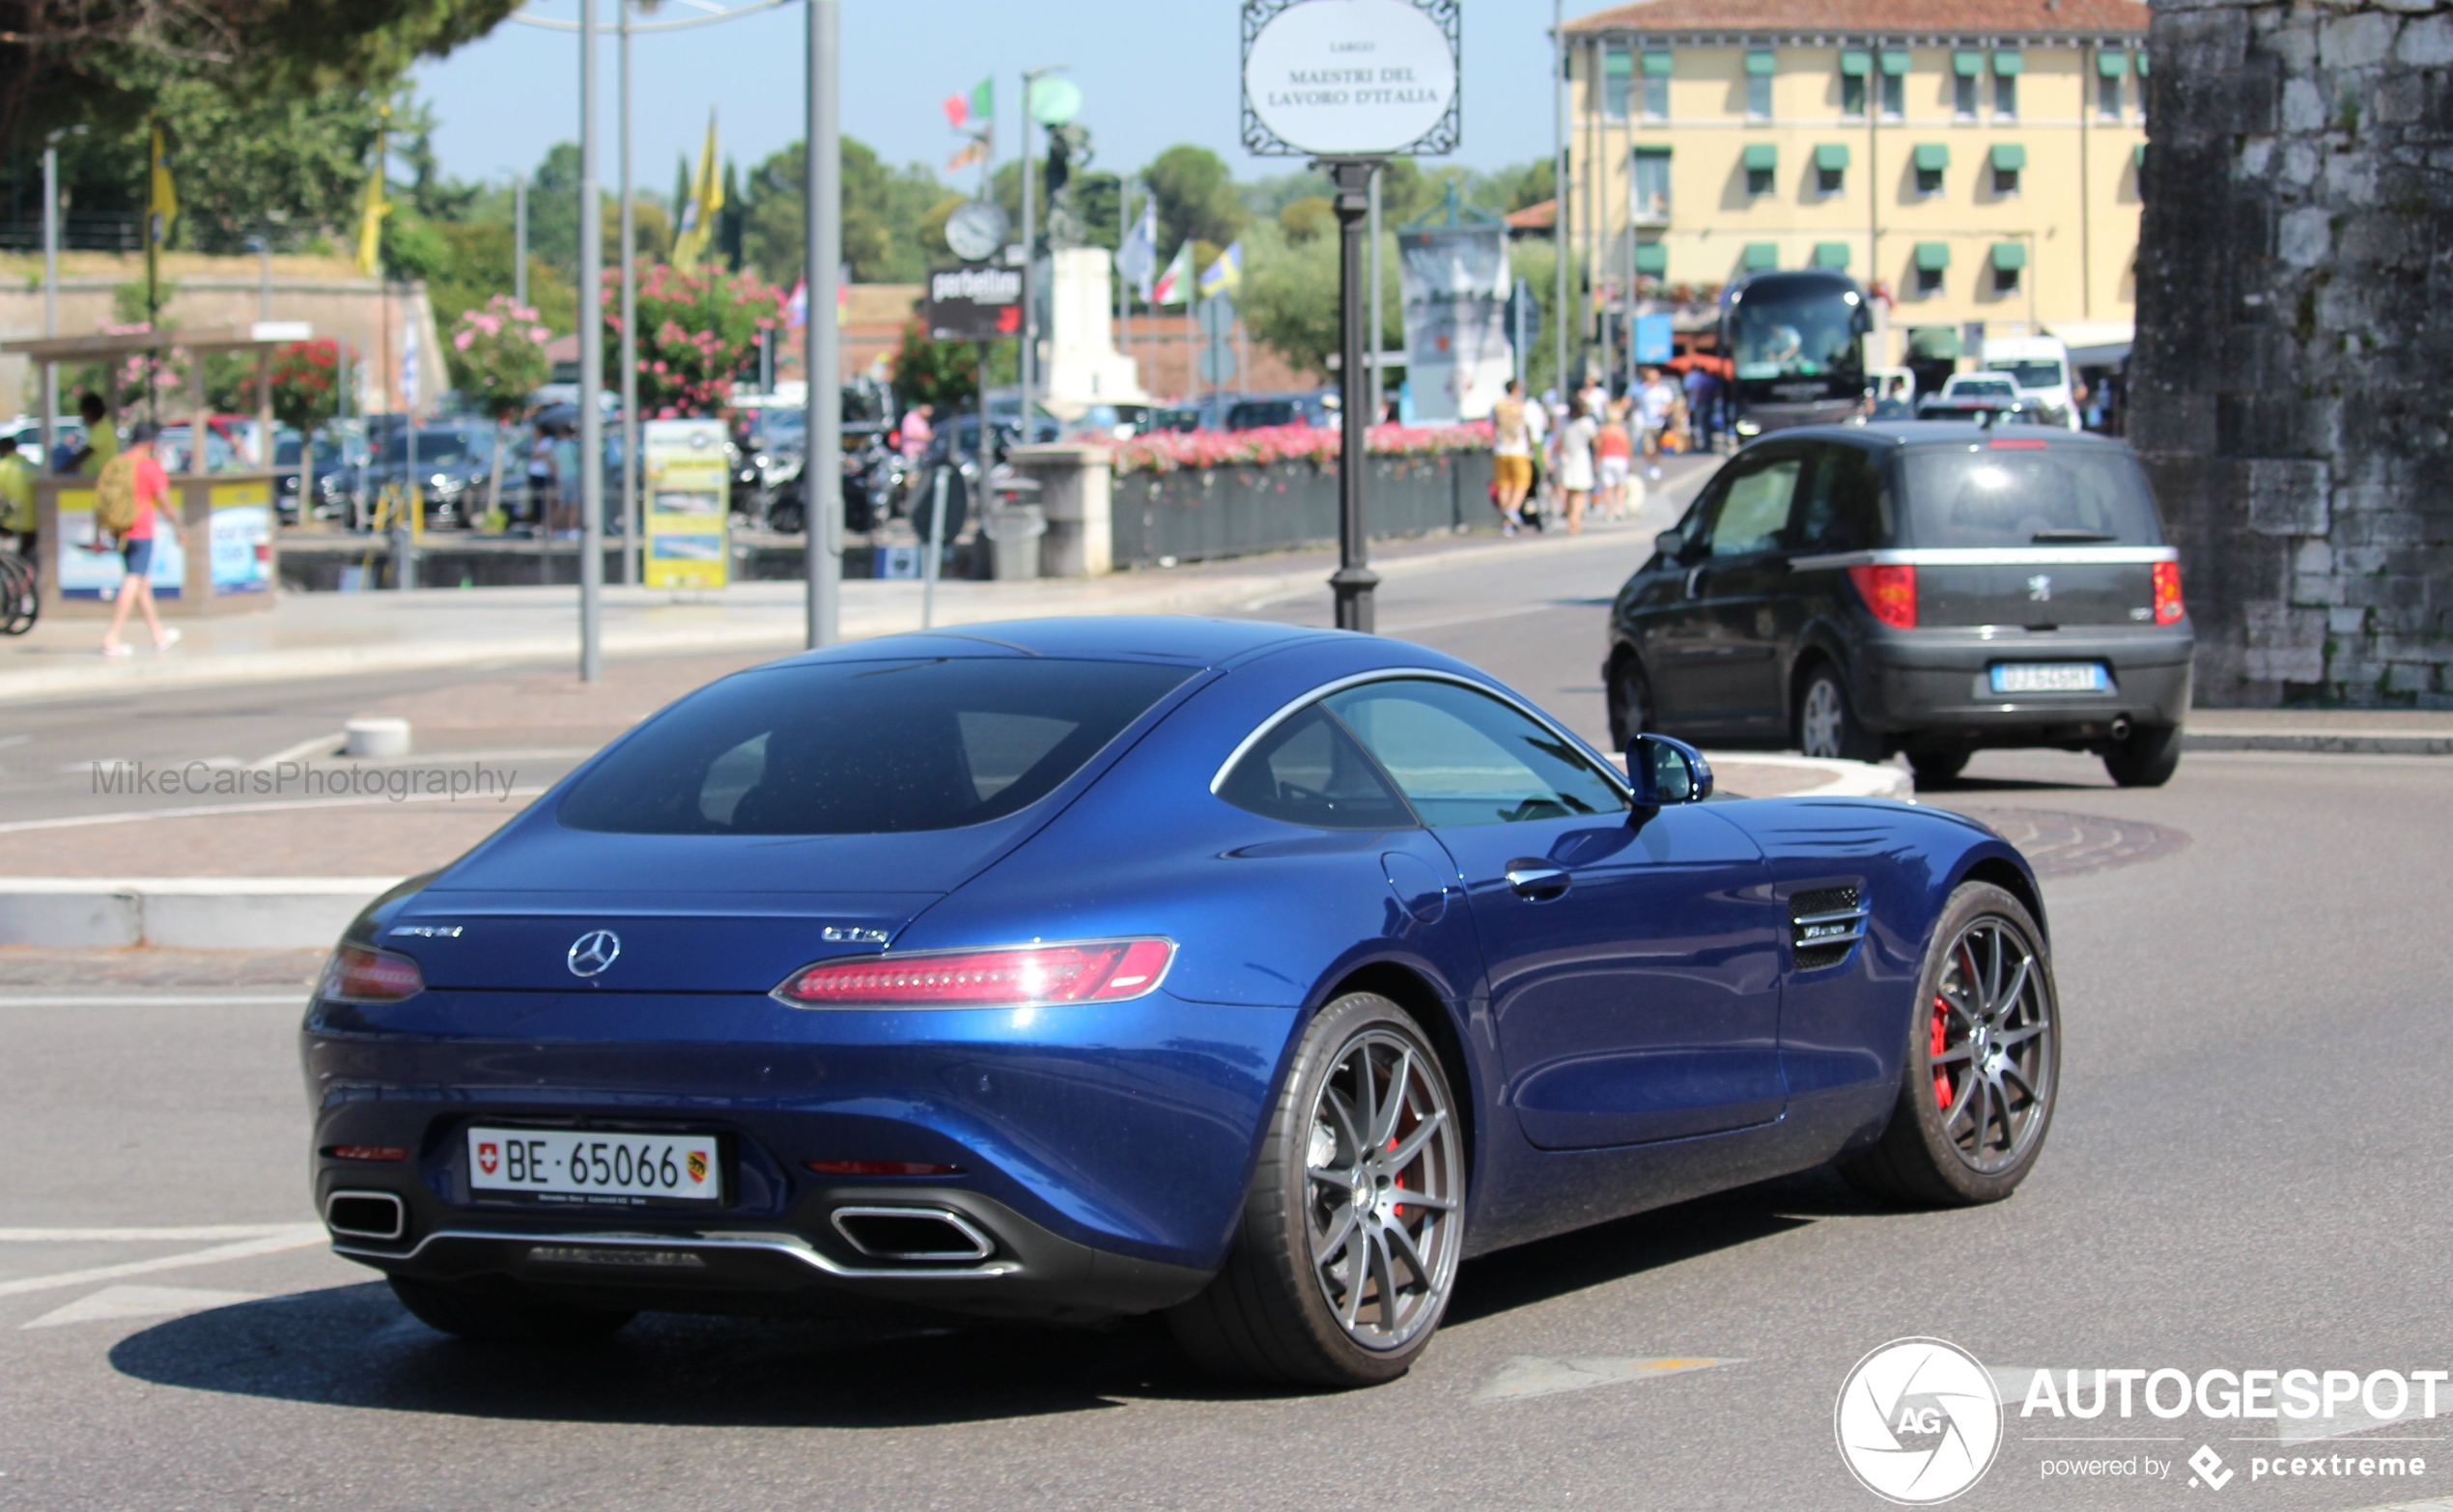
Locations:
2109;716;2133;742
831;1206;996;1263
325;1190;407;1242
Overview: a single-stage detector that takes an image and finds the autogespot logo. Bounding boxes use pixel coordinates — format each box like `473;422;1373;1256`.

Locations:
1837;1337;2004;1504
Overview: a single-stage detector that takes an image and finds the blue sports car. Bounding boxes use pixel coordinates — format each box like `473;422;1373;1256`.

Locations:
302;617;2058;1386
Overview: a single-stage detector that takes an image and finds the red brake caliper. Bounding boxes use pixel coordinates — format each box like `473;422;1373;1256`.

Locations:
1389;1134;1404;1218
1931;994;1954;1109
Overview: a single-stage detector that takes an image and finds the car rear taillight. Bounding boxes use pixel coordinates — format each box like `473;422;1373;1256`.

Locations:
1847;564;1918;629
317;942;425;1002
774;938;1177;1010
322;1145;410;1162
2153;560;2185;625
1988;437;2049;450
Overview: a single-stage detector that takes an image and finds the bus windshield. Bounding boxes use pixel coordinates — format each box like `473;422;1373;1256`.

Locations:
1731;296;1862;382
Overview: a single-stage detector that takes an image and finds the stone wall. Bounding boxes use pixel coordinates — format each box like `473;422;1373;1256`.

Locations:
2132;0;2453;707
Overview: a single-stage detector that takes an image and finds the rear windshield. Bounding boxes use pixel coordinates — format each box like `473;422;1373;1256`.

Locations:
1986;360;2065;389
558;658;1193;835
1901;446;2163;547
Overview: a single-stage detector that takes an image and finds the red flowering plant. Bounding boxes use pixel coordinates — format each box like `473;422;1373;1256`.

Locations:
606;265;782;418
1108;420;1493;476
268;339;345;433
451;296;554;423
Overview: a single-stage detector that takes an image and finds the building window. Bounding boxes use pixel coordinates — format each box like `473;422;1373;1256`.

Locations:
1815;144;1849;196
1993;265;2020;294
1743;144;1777;197
1913;144;1948;196
1842;73;1866;116
1993;165;2020;194
1632;149;1672;224
1990;241;2026;294
2098;70;2122;118
1954;51;1983;118
1746;50;1775;118
1747;164;1775;195
1916;266;1944;295
2137;52;2150;124
1914;242;1950;296
1880;50;1908;118
1603;43;1633;120
1643;51;1672;120
1992;52;2021;118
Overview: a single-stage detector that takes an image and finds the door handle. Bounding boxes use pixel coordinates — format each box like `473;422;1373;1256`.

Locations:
1505;861;1571;901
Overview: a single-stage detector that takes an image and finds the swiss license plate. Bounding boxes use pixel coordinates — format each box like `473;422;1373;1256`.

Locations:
1990;662;2109;694
467;1128;721;1204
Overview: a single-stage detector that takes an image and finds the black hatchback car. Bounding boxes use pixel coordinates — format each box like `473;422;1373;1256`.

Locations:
1604;423;2194;787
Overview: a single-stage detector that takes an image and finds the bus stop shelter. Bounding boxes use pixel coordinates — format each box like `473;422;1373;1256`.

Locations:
2;322;309;618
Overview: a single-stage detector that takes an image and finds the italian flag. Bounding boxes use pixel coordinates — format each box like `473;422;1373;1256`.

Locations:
1152;241;1194;307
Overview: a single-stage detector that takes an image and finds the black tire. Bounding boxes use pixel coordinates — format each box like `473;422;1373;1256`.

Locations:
1795;662;1883;764
389;1276;635;1345
1907;750;1970;787
1840;882;2059;1207
2101;723;2183;788
1606;654;1656;753
1168;993;1466;1387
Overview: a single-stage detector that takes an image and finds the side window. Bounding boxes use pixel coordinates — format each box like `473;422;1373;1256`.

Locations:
1790;446;1887;552
1705;453;1804;556
1218;704;1415;830
1326;680;1626;828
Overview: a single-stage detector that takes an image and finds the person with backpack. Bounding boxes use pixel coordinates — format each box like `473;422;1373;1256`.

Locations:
98;422;182;657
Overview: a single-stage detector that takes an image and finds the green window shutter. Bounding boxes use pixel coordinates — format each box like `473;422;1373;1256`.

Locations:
1840;48;1872;77
2134;142;2148;167
2098;49;2132;77
2136;52;2150;76
1992;50;2024;76
1906;326;1962;360
1880;48;1912;76
1913;143;1950;171
1605;49;1633;78
1742;242;1780;270
1746;49;1778;76
1991;241;2027;270
1812;241;1852;268
1634;243;1669;275
1990;144;2027;171
1953;50;1985;77
1914;241;1952;271
1815;143;1851;170
1643;49;1675;77
1742;143;1779;170
1633;144;1673;157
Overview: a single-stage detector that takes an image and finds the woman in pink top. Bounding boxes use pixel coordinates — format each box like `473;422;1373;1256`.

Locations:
100;422;183;657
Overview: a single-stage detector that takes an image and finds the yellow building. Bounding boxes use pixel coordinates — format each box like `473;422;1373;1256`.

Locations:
1563;0;2148;369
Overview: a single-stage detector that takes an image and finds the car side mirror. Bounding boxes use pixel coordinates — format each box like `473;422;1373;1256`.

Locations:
1629;733;1713;806
1653;528;1686;561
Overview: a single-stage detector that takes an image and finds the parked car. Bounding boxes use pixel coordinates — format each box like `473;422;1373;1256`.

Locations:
1980;335;2081;431
1915;392;2052;428
303;616;2057;1386
1605;422;2193;788
361;425;501;529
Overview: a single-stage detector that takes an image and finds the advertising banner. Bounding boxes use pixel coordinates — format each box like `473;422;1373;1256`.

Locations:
54;487;183;600
1397;222;1512;422
641;418;729;591
926;262;1024;343
209;482;271;595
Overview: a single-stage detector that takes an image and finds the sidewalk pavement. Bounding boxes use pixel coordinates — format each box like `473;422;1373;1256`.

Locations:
2181;708;2453;756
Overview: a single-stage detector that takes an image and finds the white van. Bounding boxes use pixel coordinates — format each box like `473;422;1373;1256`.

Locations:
1979;335;2080;429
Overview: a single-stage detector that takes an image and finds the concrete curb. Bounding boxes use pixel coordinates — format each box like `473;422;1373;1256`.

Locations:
2184;731;2453;757
1706;753;1917;802
0;877;402;949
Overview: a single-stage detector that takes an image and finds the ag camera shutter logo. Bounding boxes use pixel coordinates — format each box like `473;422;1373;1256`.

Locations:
1836;1337;2003;1503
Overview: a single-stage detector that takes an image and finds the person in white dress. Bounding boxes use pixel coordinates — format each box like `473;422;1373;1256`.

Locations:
1553;393;1597;535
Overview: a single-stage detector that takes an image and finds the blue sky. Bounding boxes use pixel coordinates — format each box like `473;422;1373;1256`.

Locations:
410;0;1569;196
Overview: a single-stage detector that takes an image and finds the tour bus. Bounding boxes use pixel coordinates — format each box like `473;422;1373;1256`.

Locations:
1721;269;1872;437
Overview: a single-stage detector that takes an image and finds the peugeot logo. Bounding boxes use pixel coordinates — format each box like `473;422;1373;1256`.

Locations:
566;930;621;978
2026;574;2053;602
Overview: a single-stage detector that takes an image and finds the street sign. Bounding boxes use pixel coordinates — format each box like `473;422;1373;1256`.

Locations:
1198;345;1239;384
925;261;1024;342
1198;294;1237;340
1241;0;1460;158
945;200;1008;262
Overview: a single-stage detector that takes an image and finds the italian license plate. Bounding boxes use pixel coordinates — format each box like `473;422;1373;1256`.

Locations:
467;1128;721;1205
1990;662;2109;694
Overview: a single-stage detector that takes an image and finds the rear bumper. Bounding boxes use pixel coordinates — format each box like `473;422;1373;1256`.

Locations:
302;988;1298;1320
1853;628;2194;745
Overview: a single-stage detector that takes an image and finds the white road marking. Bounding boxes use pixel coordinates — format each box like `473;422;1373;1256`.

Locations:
250;732;344;769
23;1284;260;1330
0;1225;315;1243
0;1225;325;1300
1475;1355;1738;1404
0;995;305;1009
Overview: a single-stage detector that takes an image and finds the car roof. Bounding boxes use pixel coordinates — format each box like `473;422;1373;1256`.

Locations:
769;616;1337;670
1755;421;2129;450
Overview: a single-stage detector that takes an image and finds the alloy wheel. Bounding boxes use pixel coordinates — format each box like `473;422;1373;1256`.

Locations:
1800;677;1846;759
1927;917;2055;1175
1303;1028;1463;1353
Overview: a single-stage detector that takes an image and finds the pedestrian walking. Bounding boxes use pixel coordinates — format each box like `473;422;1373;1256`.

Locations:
1593;396;1634;520
550;427;582;538
96;423;182;658
0;430;34;561
523;423;555;533
1682;362;1724;454
1490;379;1534;535
1636;367;1678;480
898;402;936;464
1553;393;1597;536
70;392;120;477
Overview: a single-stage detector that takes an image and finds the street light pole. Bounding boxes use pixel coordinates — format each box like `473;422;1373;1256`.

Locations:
1328;158;1378;632
1017;66;1064;439
618;0;640;586
803;0;842;647
578;0;605;683
513;175;528;308
1552;0;1568;403
40;143;58;469
1367;165;1382;423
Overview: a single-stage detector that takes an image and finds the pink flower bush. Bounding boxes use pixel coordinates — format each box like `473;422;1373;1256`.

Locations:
1107;420;1493;476
451;295;553;422
604;264;781;417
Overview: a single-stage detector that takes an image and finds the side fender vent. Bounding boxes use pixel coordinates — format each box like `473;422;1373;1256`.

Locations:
1790;885;1867;971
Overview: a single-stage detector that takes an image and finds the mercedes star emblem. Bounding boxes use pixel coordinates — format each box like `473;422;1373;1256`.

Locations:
566;930;622;978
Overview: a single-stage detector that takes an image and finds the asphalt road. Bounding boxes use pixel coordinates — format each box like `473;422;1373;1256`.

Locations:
4;474;2452;1510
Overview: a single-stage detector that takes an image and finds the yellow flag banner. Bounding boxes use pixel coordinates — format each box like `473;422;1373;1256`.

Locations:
354;128;390;278
670;114;722;274
148;126;177;248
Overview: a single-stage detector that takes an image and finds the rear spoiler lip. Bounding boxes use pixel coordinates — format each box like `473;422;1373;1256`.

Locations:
1790;546;2178;570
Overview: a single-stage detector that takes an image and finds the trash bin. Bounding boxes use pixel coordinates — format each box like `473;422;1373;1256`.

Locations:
985;504;1047;581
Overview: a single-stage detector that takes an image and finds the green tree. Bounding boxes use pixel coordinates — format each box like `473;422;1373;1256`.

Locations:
450;296;552;420
1279;196;1333;245
739;136;946;285
1143;144;1244;260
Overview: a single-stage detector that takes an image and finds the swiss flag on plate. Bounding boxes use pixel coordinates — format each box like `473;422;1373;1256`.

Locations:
477;1141;499;1175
